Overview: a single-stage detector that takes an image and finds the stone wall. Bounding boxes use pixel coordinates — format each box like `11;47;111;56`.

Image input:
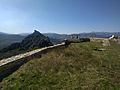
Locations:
0;43;65;81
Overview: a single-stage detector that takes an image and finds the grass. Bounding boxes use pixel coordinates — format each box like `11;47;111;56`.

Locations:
0;42;120;90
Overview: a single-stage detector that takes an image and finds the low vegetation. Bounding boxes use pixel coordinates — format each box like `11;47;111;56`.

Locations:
0;41;120;90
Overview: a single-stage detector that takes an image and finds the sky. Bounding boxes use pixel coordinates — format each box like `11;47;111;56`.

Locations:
0;0;120;34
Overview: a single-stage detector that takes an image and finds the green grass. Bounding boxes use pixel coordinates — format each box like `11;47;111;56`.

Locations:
0;42;120;90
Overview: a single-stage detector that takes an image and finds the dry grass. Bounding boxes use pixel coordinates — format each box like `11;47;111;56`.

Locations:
0;42;120;90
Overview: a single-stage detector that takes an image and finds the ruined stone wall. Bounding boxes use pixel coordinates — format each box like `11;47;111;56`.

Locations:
0;43;65;81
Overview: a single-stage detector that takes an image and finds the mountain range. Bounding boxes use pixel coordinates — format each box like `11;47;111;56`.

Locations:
0;30;53;59
0;32;26;50
0;31;120;50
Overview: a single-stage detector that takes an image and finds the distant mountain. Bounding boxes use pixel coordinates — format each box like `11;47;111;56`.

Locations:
43;33;68;39
1;30;53;52
0;30;53;59
0;33;25;50
20;30;53;50
71;32;120;38
19;33;29;36
0;32;6;34
0;31;120;50
0;32;63;50
44;32;120;39
43;33;69;44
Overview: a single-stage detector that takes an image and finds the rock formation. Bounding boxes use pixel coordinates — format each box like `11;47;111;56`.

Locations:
20;30;53;50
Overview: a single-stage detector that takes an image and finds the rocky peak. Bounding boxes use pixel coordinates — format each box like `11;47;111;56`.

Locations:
33;30;41;35
20;30;53;50
0;30;53;52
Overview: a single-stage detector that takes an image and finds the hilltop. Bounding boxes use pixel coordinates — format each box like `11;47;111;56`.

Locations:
0;41;120;90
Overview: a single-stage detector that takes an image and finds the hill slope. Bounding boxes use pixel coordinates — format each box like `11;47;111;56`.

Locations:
0;42;120;90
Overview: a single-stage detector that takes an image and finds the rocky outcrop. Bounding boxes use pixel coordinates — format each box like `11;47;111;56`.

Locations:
20;30;53;50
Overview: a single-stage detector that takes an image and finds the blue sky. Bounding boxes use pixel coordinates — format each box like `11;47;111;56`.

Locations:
0;0;120;34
